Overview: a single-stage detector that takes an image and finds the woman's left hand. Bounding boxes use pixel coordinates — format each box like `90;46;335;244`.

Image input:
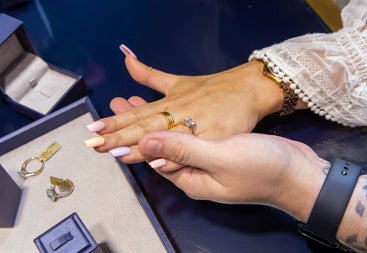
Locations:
84;46;283;164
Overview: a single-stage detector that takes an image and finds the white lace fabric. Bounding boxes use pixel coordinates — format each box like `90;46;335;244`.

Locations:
249;0;367;127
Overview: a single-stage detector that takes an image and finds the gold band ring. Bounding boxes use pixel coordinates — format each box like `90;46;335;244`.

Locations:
175;117;196;135
159;112;175;130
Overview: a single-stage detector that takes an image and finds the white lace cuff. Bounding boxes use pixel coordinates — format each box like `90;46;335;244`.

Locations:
249;0;367;127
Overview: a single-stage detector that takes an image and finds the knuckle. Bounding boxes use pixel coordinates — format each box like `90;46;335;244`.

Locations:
135;118;153;133
102;133;118;147
165;142;191;165
129;108;145;121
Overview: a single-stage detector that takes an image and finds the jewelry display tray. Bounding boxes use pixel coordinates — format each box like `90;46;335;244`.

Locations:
0;97;175;253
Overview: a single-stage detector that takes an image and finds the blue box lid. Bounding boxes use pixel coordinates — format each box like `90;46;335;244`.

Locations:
0;12;37;55
0;164;21;227
34;212;98;253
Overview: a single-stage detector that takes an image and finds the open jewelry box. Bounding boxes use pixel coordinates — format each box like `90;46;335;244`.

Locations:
0;13;87;119
0;97;175;252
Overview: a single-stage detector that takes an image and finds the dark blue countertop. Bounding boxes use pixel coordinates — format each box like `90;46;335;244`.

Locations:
1;1;366;252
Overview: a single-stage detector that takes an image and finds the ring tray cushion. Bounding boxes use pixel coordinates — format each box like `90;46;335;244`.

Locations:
0;13;86;119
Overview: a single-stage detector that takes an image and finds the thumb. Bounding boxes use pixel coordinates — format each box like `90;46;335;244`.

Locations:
138;131;225;171
119;44;177;94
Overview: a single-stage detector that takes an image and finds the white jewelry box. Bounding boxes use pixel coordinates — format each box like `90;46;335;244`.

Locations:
0;13;87;119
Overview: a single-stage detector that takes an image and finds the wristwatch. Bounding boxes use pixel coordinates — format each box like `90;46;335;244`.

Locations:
261;62;298;116
297;159;366;251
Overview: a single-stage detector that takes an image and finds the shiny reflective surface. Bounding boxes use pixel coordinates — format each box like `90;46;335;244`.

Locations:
1;1;366;252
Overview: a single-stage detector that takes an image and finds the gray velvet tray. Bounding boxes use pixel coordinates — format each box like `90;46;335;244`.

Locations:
0;97;175;253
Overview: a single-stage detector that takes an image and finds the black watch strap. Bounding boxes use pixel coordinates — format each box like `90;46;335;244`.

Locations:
298;159;364;249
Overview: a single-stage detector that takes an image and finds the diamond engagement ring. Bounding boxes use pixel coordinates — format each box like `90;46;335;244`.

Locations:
46;176;74;202
18;142;61;181
175;117;196;135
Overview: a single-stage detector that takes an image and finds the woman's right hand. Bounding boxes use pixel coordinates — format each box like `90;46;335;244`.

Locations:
137;130;329;223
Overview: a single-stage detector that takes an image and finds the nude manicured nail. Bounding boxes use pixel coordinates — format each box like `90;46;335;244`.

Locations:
86;121;106;132
119;44;137;58
148;158;167;169
109;147;131;157
83;136;105;148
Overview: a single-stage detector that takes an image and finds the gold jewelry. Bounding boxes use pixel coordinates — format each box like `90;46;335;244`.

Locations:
262;62;298;116
159;112;175;130
46;176;74;202
175;117;196;135
18;142;61;181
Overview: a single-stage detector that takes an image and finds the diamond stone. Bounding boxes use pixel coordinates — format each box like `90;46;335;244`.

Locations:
46;187;57;202
184;118;196;127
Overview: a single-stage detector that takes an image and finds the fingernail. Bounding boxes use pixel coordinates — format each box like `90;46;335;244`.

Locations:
144;139;162;156
109;147;131;157
119;44;137;58
86;121;106;132
83;136;105;148
149;158;167;169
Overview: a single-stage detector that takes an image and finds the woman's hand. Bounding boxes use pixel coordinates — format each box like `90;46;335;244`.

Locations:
138;130;329;223
84;45;284;163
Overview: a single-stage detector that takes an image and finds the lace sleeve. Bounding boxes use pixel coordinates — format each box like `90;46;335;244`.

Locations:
249;0;367;127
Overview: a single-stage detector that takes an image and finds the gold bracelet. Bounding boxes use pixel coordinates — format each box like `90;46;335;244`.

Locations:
261;62;298;116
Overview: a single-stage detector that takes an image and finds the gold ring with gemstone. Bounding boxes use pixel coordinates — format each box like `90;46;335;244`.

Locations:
46;176;74;202
175;117;196;135
18;157;45;181
18;142;61;181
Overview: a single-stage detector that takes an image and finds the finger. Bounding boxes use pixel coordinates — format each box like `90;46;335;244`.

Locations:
106;123;194;167
138;131;222;171
127;96;148;107
147;158;183;172
139;122;194;171
93;113;174;152
107;144;150;164
122;48;178;95
109;145;145;164
109;97;135;114
106;140;186;170
109;96;148;115
101;118;196;165
95;99;165;134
